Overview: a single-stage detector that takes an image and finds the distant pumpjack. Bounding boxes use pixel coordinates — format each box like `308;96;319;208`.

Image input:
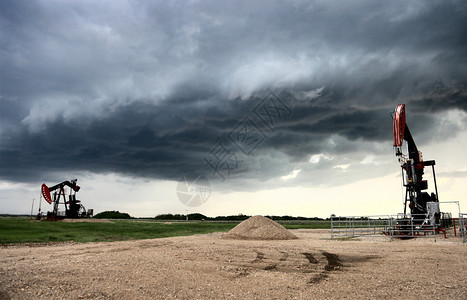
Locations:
40;179;89;220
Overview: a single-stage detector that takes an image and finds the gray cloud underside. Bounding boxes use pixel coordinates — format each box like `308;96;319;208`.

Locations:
1;0;466;187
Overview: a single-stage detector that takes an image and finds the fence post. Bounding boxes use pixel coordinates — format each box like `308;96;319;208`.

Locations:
330;216;334;239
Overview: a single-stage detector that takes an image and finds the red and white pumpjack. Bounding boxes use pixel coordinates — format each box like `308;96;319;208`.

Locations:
392;104;452;236
38;179;92;220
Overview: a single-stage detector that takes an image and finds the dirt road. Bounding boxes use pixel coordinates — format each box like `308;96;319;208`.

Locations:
1;230;465;299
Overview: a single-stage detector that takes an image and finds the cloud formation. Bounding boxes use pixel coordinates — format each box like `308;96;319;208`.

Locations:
1;0;466;190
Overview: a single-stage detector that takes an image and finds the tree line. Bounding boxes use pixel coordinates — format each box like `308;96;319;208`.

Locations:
94;211;328;221
154;213;327;221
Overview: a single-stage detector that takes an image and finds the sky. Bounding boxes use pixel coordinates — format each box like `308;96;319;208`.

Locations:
1;0;466;218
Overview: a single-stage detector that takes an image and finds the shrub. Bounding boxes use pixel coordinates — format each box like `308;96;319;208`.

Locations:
93;210;132;219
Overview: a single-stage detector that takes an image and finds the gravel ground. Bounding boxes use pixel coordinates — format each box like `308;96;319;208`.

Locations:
1;229;466;299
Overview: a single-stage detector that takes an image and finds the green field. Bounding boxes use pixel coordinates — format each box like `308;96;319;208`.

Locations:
0;217;330;244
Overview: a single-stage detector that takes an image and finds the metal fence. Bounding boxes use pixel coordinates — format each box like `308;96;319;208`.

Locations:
331;214;444;240
386;214;438;239
459;213;467;243
331;208;467;242
330;215;392;239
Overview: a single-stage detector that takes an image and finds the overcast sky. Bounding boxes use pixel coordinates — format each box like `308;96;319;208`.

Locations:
1;0;466;217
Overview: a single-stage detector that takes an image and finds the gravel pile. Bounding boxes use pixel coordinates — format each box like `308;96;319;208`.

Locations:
221;215;298;240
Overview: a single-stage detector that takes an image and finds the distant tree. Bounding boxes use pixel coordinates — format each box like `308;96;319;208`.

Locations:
153;213;207;221
154;214;185;220
187;213;207;220
93;210;132;219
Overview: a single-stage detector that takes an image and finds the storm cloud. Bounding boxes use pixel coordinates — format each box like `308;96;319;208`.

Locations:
1;0;466;190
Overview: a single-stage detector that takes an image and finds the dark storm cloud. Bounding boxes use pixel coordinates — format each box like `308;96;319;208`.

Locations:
1;0;466;186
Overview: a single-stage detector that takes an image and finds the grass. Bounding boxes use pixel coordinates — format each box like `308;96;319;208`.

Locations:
0;218;236;244
0;217;331;244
